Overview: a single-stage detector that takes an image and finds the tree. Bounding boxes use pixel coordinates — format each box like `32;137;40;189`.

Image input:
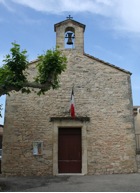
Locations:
0;43;67;116
0;43;67;96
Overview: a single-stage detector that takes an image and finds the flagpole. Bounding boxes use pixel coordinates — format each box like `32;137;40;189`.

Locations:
70;84;75;118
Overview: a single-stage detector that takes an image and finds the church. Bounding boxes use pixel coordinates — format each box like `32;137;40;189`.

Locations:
2;17;137;176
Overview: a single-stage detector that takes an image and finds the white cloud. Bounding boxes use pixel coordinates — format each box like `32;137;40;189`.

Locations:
11;0;113;15
115;0;140;33
2;0;140;34
11;0;61;13
0;0;15;11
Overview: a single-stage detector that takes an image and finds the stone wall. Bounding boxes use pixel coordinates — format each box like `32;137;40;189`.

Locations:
2;50;137;176
134;110;140;134
136;155;140;172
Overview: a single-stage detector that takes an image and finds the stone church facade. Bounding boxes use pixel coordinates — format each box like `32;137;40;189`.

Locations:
2;18;137;176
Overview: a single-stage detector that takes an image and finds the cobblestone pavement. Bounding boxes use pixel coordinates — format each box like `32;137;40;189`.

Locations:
0;173;140;192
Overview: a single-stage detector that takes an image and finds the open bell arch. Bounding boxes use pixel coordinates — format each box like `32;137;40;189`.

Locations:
65;27;75;48
54;17;86;53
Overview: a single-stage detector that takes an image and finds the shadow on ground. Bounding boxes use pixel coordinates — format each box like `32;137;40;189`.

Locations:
0;176;70;192
1;174;140;192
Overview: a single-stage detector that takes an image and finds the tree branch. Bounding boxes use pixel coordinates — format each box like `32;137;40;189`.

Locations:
23;81;52;89
0;81;52;97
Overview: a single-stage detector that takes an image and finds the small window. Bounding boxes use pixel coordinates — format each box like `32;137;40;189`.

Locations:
33;141;43;155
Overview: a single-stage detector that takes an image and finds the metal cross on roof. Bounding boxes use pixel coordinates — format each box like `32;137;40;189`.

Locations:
66;15;73;19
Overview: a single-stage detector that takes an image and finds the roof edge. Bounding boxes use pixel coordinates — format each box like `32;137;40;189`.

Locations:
84;53;132;75
133;106;140;109
54;19;86;32
28;53;132;75
29;58;39;65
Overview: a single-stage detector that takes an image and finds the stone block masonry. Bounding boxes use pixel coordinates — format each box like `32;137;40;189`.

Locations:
2;49;137;176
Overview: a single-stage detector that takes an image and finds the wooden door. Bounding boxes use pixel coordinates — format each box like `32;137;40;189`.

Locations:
58;127;82;173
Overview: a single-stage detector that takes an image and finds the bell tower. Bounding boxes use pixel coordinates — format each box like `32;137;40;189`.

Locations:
54;15;86;53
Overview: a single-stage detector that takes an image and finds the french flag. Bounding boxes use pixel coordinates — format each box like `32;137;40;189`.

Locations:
70;87;75;118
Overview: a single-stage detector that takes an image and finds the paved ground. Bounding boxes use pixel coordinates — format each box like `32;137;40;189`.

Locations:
0;173;140;192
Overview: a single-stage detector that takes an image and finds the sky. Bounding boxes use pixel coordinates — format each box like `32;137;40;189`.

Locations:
0;0;140;124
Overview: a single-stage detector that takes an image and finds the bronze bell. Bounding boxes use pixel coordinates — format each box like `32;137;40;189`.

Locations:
66;32;73;45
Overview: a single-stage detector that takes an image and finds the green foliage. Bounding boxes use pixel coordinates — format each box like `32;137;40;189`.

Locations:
0;43;67;97
35;48;67;95
0;42;68;119
0;43;67;117
0;42;29;94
